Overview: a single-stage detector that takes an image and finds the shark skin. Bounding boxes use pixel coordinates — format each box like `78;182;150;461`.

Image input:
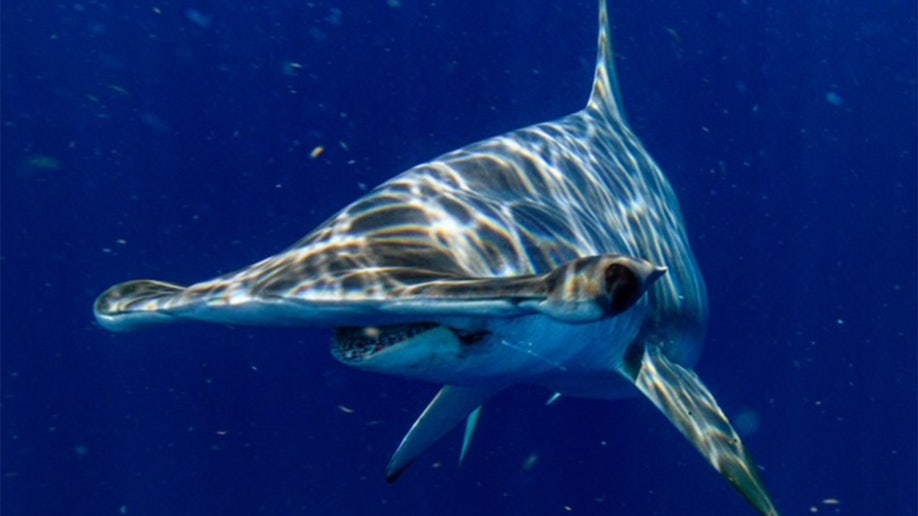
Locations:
94;1;778;514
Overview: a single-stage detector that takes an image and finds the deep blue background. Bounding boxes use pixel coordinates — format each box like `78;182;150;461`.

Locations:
2;1;915;514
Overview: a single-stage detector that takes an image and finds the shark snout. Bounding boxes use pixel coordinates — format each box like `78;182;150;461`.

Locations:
633;262;667;296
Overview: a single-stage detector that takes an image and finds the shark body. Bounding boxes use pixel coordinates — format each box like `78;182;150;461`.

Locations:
94;2;777;514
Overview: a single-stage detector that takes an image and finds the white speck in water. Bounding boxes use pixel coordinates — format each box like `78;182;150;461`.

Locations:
522;452;539;471
734;409;760;436
185;8;211;28
825;91;843;106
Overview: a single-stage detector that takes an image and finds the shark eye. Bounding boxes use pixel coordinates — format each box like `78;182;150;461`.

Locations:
604;263;641;313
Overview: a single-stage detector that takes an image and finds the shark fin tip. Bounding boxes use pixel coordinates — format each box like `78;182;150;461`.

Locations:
385;463;410;484
94;279;185;332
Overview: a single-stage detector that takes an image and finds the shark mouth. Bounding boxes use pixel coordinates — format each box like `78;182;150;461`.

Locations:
332;323;442;361
332;323;490;362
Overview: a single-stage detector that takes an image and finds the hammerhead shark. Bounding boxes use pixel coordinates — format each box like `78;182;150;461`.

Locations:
94;1;778;513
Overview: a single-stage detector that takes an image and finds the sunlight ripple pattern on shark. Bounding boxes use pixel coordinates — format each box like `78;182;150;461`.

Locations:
94;1;778;514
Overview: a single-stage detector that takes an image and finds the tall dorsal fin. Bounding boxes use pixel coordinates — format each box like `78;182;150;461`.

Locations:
587;0;626;121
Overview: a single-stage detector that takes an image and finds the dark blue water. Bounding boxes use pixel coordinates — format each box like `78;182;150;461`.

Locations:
2;1;915;514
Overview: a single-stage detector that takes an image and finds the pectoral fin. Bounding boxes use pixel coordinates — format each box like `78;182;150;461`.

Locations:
459;406;482;466
627;345;778;516
386;385;499;481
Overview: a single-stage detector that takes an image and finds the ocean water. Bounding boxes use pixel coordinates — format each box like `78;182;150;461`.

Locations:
2;1;915;515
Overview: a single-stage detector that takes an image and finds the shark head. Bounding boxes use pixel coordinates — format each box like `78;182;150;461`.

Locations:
328;255;666;380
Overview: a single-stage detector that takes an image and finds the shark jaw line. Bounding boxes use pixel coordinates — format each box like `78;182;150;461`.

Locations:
331;323;487;364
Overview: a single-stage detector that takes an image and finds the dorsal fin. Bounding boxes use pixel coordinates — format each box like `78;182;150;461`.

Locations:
587;0;626;121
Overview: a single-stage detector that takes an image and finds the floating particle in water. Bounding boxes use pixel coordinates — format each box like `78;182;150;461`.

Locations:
24;155;62;171
140;112;170;133
325;8;342;26
521;451;539;471
17;155;62;181
824;91;843;106
733;408;760;436
309;27;327;42
337;405;354;414
810;498;841;512
664;26;683;46
310;146;325;159
108;84;130;96
282;61;303;76
185;8;211;28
